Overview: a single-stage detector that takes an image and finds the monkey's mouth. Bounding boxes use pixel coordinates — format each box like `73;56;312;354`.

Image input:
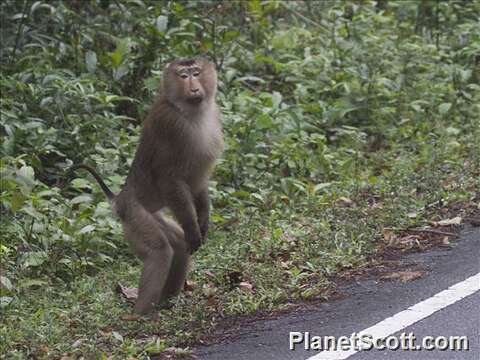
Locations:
186;96;203;105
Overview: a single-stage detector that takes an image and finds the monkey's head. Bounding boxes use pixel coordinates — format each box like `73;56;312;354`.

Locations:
163;58;217;109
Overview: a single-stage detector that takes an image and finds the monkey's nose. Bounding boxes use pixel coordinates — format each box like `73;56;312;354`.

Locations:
190;88;199;93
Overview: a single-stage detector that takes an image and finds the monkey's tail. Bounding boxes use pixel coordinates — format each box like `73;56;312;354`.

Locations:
68;164;115;200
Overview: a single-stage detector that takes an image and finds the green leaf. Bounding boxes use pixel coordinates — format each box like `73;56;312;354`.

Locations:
85;50;97;73
37;190;55;198
112;331;123;342
71;195;92;204
10;191;25;212
71;178;92;189
17;165;35;181
257;113;273;129
272;227;282;238
410;103;422;112
0;297;13;307
272;91;282;109
0;276;13;291
110;39;131;68
224;29;239;41
251;193;264;202
110;51;122;67
156;15;168;33
113;65;129;80
15;165;36;193
438;102;451;114
313;182;332;193
445;127;460;135
79;225;95;234
18;279;47;289
22;251;48;268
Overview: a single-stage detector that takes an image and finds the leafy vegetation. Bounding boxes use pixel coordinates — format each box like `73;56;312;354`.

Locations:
1;0;479;358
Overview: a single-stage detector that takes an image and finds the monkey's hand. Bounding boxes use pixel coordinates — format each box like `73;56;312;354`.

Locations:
185;227;202;253
198;216;209;241
167;181;203;254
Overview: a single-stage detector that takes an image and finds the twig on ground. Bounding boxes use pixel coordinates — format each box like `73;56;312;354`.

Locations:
407;228;459;238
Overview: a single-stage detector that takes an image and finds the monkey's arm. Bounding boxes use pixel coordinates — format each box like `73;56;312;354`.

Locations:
195;188;209;241
167;181;202;253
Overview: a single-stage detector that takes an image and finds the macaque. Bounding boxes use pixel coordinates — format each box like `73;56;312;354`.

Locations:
70;58;223;314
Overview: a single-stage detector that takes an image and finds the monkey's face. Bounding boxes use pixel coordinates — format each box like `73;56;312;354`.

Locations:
176;65;205;104
164;59;217;108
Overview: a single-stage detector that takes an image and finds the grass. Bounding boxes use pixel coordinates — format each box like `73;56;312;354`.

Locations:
2;136;478;359
1;2;479;358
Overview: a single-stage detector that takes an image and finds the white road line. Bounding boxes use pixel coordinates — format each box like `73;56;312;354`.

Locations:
307;272;480;360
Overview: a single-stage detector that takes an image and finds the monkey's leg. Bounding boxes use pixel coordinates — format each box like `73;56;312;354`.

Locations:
153;215;190;302
134;247;174;314
123;204;174;315
166;181;202;253
195;187;210;241
160;239;190;302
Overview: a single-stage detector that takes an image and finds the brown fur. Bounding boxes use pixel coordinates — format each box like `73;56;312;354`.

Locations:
71;58;223;314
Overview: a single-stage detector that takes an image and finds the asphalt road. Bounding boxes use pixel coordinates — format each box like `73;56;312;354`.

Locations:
194;226;480;360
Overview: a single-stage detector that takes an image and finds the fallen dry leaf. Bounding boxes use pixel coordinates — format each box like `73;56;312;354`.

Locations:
116;282;138;300
431;216;462;227
335;197;354;207
121;314;141;321
184;279;196;292
371;202;384;209
202;283;217;297
71;339;82;348
204;270;215;278
382;228;397;244
206;296;218;307
239;281;254;292
381;270;426;283
397;234;421;247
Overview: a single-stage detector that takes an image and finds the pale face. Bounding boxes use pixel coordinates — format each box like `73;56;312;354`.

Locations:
164;59;217;108
175;64;205;104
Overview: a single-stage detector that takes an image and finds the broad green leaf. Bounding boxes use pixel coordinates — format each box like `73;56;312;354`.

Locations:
445;127;460;135
313;182;332;193
22;252;48;268
17;165;34;181
251;193;264;202
113;65;129;80
0;276;13;291
71;178;92;189
85;50;97;73
112;331;123;342
37;190;55;197
224;29;239;41
411;103;422;112
18;279;47;288
10;191;25;212
272;91;282;109
0;297;13;307
79;225;95;234
156;15;168;33
438;102;451;114
71;195;92;204
257;113;273;129
110;50;122;67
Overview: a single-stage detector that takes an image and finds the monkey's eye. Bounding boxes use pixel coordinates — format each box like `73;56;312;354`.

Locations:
192;72;200;77
180;73;188;79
